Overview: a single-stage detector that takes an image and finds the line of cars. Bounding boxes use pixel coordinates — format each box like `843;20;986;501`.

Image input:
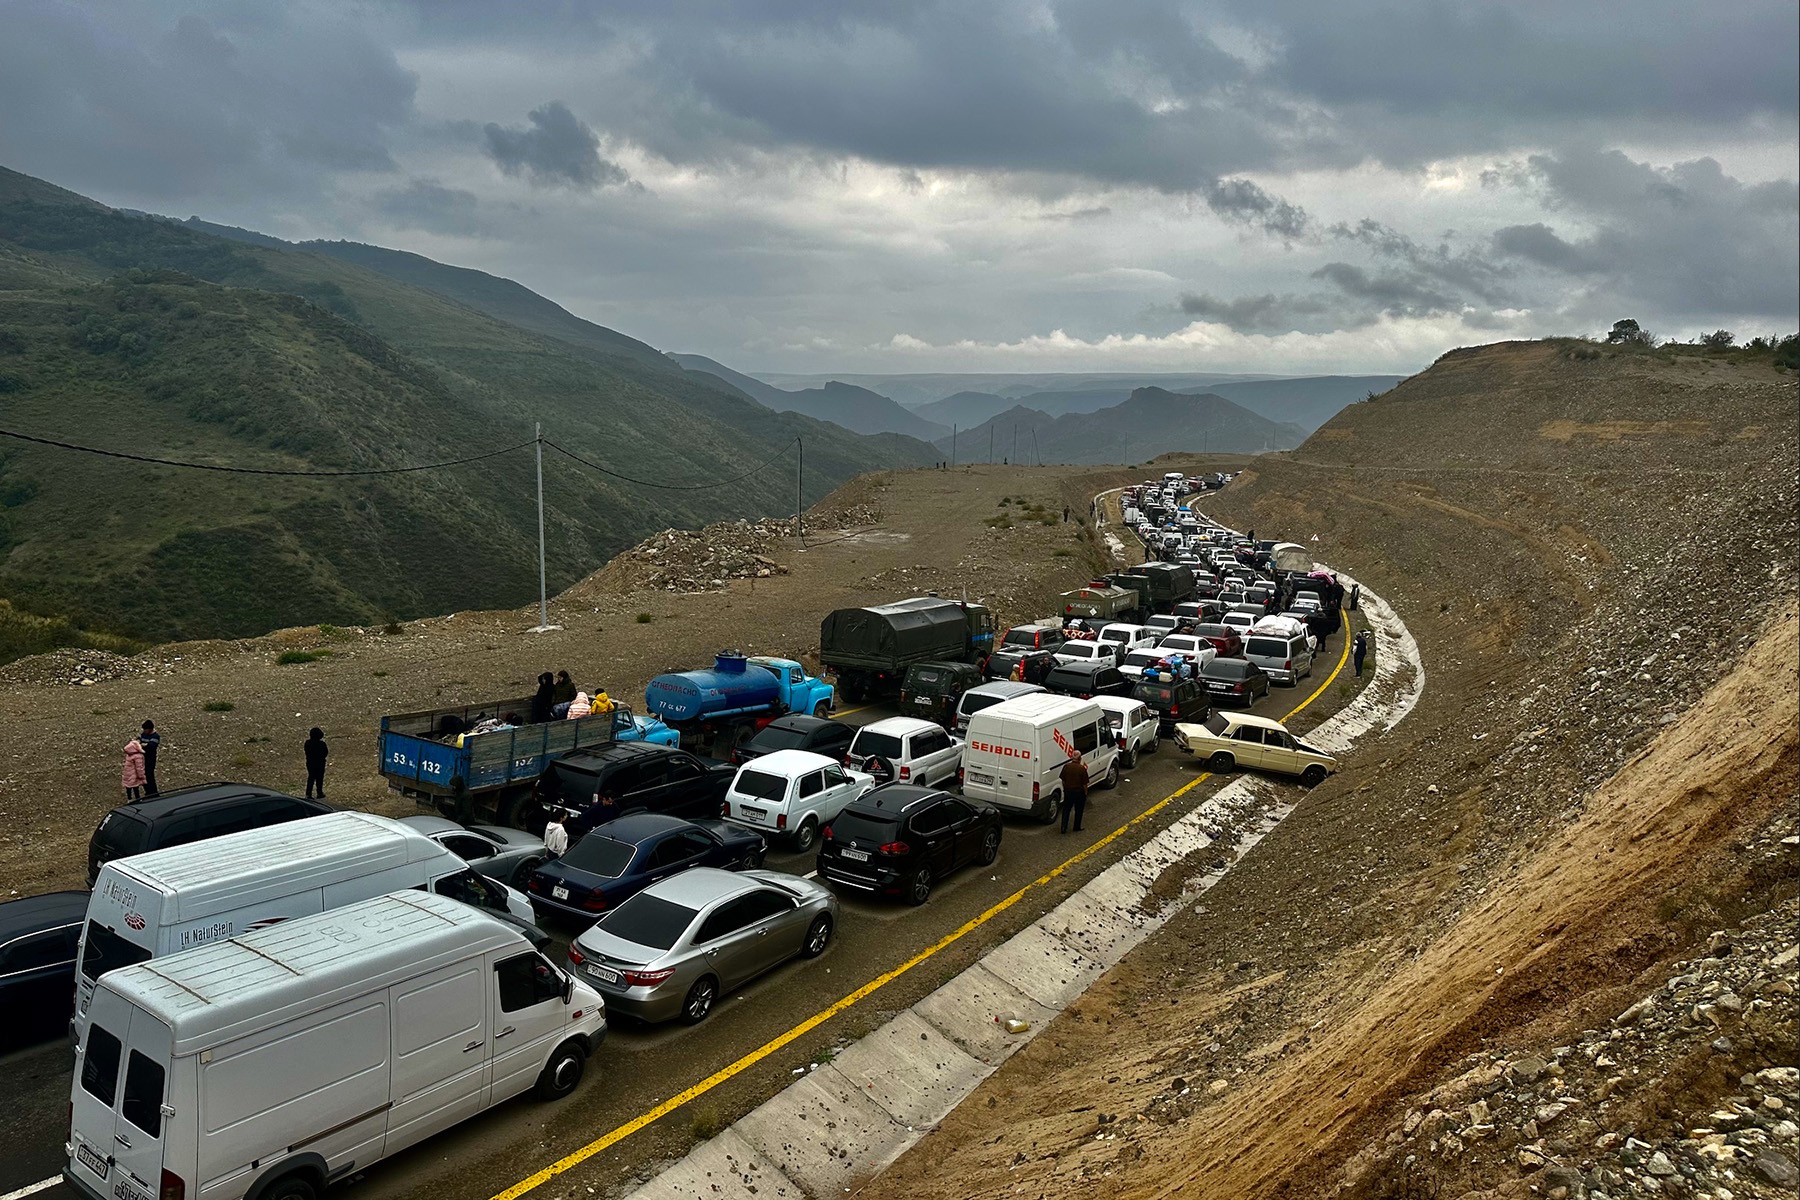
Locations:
15;498;1344;1200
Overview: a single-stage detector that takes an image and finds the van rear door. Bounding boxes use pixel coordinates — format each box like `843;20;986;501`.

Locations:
76;873;161;1020
69;988;173;1200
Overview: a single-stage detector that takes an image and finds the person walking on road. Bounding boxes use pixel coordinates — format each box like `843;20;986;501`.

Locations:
121;736;147;802
1352;631;1369;677
304;727;330;799
542;812;569;860
1059;752;1089;834
1349;583;1361;611
138;719;161;798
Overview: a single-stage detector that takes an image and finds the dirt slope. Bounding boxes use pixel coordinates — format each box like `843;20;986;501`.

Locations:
856;341;1799;1199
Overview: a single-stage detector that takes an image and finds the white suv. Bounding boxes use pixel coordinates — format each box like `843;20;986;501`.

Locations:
723;749;874;851
1052;639;1119;667
1097;622;1158;657
1093;696;1159;768
846;717;964;788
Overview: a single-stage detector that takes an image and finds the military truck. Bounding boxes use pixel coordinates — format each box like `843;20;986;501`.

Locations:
820;596;995;701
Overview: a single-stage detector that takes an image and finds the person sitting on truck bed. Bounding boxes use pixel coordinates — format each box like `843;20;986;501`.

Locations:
552;670;577;706
568;692;593;719
530;672;556;723
591;689;615;713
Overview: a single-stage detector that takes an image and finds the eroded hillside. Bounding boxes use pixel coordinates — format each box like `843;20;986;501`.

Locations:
858;340;1799;1199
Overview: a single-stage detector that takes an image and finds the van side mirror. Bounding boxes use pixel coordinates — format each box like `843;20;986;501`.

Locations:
562;973;575;1004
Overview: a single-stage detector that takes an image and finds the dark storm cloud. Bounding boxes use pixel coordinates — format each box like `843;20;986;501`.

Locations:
1310;263;1462;317
0;2;414;204
1203;179;1310;239
376;178;488;235
483;102;629;189
1179;291;1338;333
1487;148;1800;319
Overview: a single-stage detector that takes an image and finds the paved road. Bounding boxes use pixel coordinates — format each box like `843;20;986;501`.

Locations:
2;648;1351;1200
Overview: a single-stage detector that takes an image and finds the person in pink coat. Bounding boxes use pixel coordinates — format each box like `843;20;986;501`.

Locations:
121;736;147;801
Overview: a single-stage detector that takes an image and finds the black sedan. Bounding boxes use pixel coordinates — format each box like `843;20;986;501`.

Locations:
526;813;766;924
816;784;1002;906
733;714;855;766
0;890;88;1049
1198;656;1272;706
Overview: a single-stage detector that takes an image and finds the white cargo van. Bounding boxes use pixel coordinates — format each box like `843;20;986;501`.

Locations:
960;693;1119;823
65;891;604;1200
76;811;534;1034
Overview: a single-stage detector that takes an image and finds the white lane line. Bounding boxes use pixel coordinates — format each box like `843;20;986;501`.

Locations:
2;1176;61;1200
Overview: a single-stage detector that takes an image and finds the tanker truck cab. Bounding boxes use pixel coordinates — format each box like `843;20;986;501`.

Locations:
65;891;604;1200
746;656;836;717
960;693;1119;824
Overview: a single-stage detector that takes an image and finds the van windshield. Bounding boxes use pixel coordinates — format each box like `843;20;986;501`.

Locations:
1246;638;1289;657
598;894;698;951
81;921;152;983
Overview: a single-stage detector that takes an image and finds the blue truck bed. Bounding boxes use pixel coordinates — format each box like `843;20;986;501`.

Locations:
379;696;618;799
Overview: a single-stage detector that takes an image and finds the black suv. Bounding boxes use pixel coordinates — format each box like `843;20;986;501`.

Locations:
1130;675;1209;735
982;646;1056;684
733;714;856;766
898;660;984;729
1043;660;1132;699
545;743;736;834
0;890;88;1048
816;784;1003;906
87;783;331;885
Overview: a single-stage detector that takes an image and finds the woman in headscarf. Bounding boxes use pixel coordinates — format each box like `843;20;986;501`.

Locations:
529;672;556;724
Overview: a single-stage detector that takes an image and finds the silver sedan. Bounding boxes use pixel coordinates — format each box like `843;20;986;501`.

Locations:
568;868;837;1024
400;815;549;887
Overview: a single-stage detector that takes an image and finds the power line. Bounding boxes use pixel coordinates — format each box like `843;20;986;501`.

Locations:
0;427;534;476
544;436;799;491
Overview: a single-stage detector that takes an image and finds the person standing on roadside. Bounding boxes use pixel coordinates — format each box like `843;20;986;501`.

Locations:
1349;583;1361;611
304;727;330;799
122;735;147;802
1058;752;1089;834
138;720;161;798
1352;631;1368;677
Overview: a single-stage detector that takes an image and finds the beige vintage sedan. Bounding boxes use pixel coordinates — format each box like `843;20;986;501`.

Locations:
1173;712;1336;786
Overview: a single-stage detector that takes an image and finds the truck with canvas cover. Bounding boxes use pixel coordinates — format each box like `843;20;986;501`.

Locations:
1060;581;1141;624
644;652;835;756
820;596;995;701
380;697;677;827
1271;542;1314;575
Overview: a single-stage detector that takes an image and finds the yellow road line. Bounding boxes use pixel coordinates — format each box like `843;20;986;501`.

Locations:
831;703;874;719
492;616;1357;1200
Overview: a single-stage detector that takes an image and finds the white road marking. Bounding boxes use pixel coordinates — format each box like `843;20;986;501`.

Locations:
2;1177;61;1200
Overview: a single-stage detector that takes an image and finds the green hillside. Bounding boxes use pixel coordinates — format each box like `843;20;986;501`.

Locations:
0;166;936;653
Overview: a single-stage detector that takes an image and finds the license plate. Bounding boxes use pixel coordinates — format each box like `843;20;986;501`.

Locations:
552;885;570;900
741;807;765;820
966;771;995;787
76;1140;108;1179
586;964;621;984
915;697;933;707
842;848;871;862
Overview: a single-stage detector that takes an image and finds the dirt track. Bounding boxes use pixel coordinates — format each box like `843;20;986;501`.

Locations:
855;341;1799;1199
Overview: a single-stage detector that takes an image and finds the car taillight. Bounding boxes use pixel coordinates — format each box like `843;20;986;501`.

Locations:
822;825;834;840
1234;683;1246;693
580;890;608;912
776;812;788;829
1284;660;1292;671
957;766;965;785
526;875;543;892
160;1171;185;1200
568;943;585;966
1169;703;1179;717
898;764;911;780
878;841;910;855
1032;781;1041;801
720;801;731;817
624;967;676;987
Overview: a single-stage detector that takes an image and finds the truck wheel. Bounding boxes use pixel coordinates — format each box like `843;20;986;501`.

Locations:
813;700;832;718
1209;751;1236;772
1102;761;1120;789
1300;765;1329;788
906;866;934;906
681;976;718;1024
534;1040;587;1100
791;818;819;852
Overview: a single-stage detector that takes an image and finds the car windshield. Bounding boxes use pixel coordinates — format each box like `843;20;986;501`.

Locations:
597;893;698;951
732;769;789;802
961;692;1009;718
80;921;151;983
1122;651;1161;670
747;725;813;752
849;730;905;760
831;809;901;843
1193;624;1231;638
1064;643;1101;658
1002;629;1041;647
1204;660;1249;679
1133;683;1176;705
1246;637;1289;657
908;667;948;687
562;834;637;877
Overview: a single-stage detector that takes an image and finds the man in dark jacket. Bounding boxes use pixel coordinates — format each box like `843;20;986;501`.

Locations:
304;727;330;799
139;720;161;798
551;670;577;707
1353;632;1369;677
1059;753;1089;834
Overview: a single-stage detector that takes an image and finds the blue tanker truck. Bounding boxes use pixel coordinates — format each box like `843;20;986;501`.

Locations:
644;651;836;756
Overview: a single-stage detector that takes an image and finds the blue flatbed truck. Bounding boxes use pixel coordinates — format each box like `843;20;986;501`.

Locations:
379;696;677;827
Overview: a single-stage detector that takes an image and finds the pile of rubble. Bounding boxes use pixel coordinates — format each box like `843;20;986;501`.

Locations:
0;647;159;688
607;518;797;593
1352;897;1800;1199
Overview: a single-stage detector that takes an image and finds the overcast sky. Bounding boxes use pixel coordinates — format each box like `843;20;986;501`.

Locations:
3;1;1796;375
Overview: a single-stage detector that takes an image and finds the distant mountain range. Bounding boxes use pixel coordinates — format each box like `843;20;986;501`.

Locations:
934;388;1307;465
669;355;949;441
904;375;1402;432
0;165;935;654
753;371;1282;409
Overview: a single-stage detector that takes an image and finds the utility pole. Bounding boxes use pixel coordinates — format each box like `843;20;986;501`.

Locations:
530;422;559;633
1012;424;1018;465
988;425;995;464
1032;427;1040;467
795;436;804;540
951;424;957;467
